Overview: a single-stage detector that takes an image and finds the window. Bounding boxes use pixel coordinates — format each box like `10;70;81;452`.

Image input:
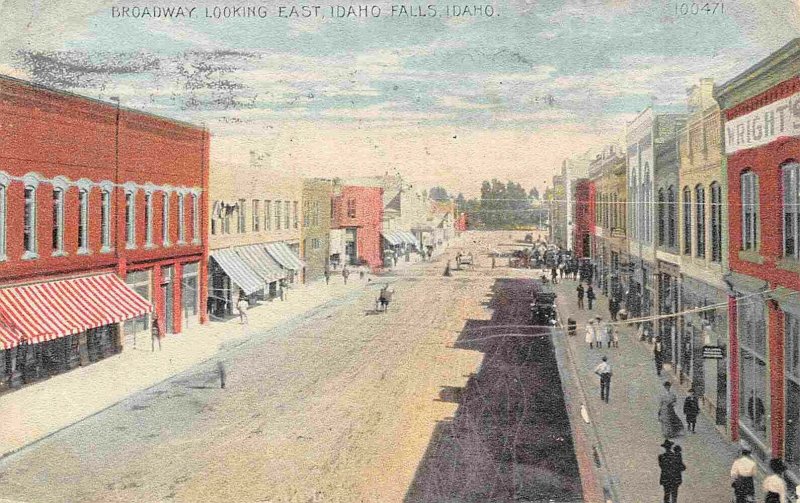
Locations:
191;193;200;244
739;299;767;444
275;200;282;230
125;191;136;248
711;182;722;262
124;270;151;335
144;193;153;246
78;189;89;252
284;201;290;229
347;198;356;218
595;193;600;226
629;173;637;240
786;312;800;468
181;262;200;327
657;188;665;247
313;201;320;226
252;200;260;232
23;185;37;256
742;171;759;251
237;199;246;234
303;200;310;227
52;188;64;253
265;200;271;230
784;163;800;259
162;193;171;245
0;182;6;259
311;237;320;250
293;201;299;229
696;185;706;258
101;189;111;250
667;186;676;248
683;187;692;256
177;193;186;243
643;165;651;244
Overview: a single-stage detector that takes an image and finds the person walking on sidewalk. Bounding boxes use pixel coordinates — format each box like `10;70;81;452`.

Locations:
683;388;700;433
608;322;618;348
237;295;249;325
659;441;686;503
585;320;597;349
763;458;787;503
658;381;684;438
324;269;331;285
151;312;162;352
731;443;757;503
576;283;585;309
596;317;607;349
280;278;288;301
550;266;558;285
594;356;612;403
609;297;619;321
586;285;596;310
217;360;227;389
342;266;350;284
654;336;665;376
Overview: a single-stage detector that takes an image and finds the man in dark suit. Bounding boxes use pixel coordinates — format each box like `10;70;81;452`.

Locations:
659;440;685;503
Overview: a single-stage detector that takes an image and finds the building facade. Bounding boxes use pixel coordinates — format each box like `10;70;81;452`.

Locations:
0;75;209;389
572;178;593;259
301;178;333;281
717;38;800;467
331;185;384;269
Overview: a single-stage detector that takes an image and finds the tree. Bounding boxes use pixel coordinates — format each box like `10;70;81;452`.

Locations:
529;186;540;200
429;186;450;201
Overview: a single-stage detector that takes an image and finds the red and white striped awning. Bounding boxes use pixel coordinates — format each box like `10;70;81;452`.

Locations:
0;273;153;350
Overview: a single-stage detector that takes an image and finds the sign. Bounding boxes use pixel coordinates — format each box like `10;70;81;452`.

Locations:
702;345;725;359
725;91;800;154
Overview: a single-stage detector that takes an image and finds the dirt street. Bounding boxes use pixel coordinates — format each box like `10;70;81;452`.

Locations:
0;231;580;503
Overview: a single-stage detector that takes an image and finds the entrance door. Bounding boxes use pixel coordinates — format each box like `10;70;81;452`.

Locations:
345;228;357;265
161;265;174;334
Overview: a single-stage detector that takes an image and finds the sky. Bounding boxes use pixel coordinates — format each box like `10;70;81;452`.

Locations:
0;0;799;197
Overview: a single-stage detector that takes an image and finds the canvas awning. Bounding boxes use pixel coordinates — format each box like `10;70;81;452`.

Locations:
0;273;152;350
211;248;264;296
381;231;402;246
265;242;305;271
236;244;286;283
398;231;420;247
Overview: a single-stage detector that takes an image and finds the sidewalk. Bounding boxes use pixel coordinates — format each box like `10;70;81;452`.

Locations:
0;274;374;458
549;277;751;503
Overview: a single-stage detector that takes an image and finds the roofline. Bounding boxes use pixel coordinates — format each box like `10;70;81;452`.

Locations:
0;73;206;132
715;38;800;101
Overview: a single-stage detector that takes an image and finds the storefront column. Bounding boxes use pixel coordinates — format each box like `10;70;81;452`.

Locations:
729;295;740;441
769;301;785;458
173;262;183;334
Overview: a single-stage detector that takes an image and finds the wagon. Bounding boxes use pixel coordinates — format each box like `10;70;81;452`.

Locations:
531;292;558;326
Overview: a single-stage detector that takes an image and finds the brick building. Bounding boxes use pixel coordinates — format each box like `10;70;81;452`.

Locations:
572;178;593;259
0;75;209;389
331;185;384;269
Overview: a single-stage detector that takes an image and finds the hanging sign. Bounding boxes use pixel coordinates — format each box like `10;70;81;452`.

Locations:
702;345;725;359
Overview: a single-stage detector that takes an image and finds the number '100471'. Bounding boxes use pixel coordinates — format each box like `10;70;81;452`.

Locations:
675;2;724;15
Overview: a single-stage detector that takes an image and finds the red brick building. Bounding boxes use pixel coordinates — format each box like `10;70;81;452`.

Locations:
572;178;594;258
0;75;209;389
716;39;800;468
332;185;383;269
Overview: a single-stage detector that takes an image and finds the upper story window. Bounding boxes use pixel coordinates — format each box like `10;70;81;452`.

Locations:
0;179;7;260
313;201;320;226
237;199;246;234
275;200;282;230
284;200;290;229
303;200;310;228
784;162;800;259
265;200;271;231
347;198;356;218
23;185;38;257
667;186;676;249
657;188;665;247
742;170;759;251
101;188;111;250
711;182;722;263
178;193;186;244
52;188;64;254
125;190;136;249
252;199;260;232
162;192;171;245
78;189;89;253
293;201;299;229
629;173;637;240
191;193;200;244
695;185;706;259
683;186;692;256
145;192;154;247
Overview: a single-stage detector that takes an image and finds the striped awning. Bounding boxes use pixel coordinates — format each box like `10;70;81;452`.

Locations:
211;248;264;296
0;273;152;350
381;231;402;246
236;244;286;283
265;242;305;271
398;231;420;247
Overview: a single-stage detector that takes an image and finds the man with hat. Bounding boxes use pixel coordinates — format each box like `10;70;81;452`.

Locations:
683;387;700;433
762;458;787;503
658;439;684;503
594;356;612;403
730;442;756;503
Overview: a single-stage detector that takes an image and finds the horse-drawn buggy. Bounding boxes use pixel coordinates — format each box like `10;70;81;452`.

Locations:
456;252;475;269
376;285;394;312
531;290;558;326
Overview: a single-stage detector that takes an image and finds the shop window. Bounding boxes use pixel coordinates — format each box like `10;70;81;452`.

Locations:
181;262;199;328
125;190;136;249
145;193;154;247
52;188;64;254
711;182;722;262
741;170;759;251
786;312;800;468
124;269;151;338
696;185;706;259
783;162;800;259
738;298;767;444
77;189;89;253
683;187;691;255
101;189;111;250
23;185;38;258
162;192;171;245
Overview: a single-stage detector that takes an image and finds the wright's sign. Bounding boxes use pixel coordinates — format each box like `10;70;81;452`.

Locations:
725;92;800;154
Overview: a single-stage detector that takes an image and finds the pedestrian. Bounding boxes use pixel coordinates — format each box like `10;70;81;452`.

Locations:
596;317;607;349
586;285;596;310
608;322;618;348
731;442;757;503
360;269;365;280
444;261;452;277
342;267;350;285
609;297;619;321
151;312;162;352
654;336;664;376
491;255;496;269
237;294;249;325
585;320;597;349
763;458;787;503
559;261;565;279
217;360;227;389
324;269;331;285
658;443;686;503
279;278;288;301
683;388;700;433
594;356;612;403
658;381;684;438
567;317;577;337
550;266;558;284
576;283;585;309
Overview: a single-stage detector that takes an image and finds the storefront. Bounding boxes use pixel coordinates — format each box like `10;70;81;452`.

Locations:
124;269;153;349
208;248;264;319
265;241;305;282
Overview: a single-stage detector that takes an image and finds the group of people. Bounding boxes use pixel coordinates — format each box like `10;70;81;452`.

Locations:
730;445;791;503
584;317;618;350
575;282;596;310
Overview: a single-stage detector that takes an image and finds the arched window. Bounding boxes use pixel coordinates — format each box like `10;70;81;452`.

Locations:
667;186;676;248
78;188;89;253
629;173;637;240
162;192;171;246
695;184;706;259
683;187;692;256
710;182;722;262
144;191;154;247
783;162;800;258
125;189;136;249
52;188;64;254
178;192;186;244
741;170;759;251
643;164;651;244
23;183;38;257
101;187;112;251
657;188;665;246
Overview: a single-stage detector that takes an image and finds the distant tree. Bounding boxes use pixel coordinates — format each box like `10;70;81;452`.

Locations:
529;187;540;200
429;186;450;201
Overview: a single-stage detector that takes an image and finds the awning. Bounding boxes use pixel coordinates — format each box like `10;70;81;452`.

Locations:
265;242;305;271
0;273;152;350
398;231;420;247
211;248;264;296
381;231;402;246
236;244;286;283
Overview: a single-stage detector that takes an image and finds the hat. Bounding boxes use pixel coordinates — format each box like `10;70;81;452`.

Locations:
688;388;695;393
661;439;674;449
769;458;786;474
739;441;752;454
664;381;672;388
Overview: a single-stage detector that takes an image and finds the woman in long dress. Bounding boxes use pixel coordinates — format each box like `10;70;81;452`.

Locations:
658;381;684;438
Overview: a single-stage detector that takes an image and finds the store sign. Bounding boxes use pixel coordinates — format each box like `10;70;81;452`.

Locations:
702;345;725;359
725;91;800;154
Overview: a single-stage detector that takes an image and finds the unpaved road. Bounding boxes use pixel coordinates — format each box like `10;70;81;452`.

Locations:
0;231;580;503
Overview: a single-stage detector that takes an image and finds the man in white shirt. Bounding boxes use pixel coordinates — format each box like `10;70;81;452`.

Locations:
237;295;249;325
730;443;756;503
594;356;612;403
